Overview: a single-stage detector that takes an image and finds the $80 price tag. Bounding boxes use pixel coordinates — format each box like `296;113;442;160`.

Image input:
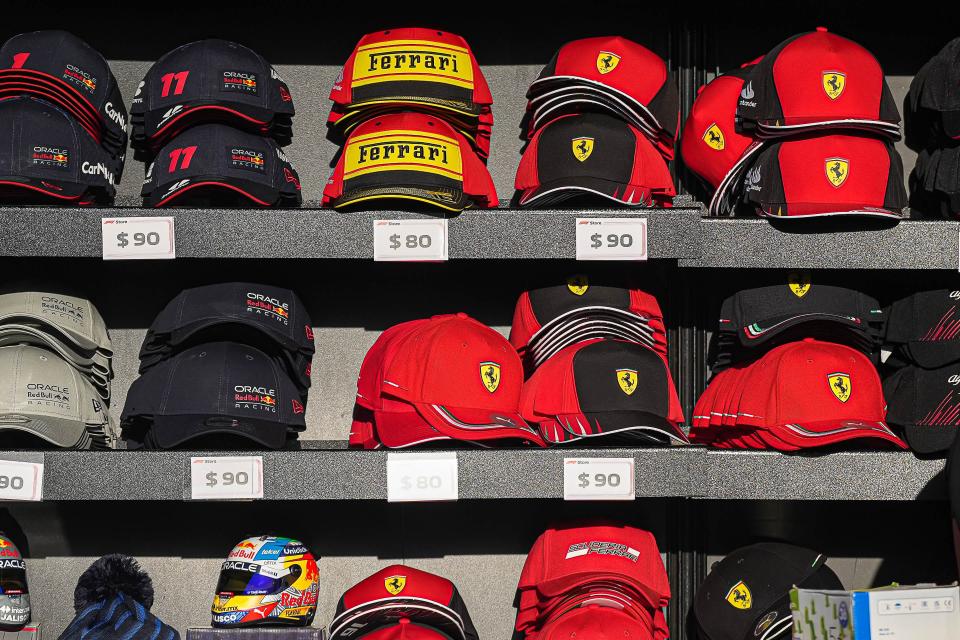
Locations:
575;218;648;261
0;460;43;501
102;216;176;260
373;219;448;261
386;452;458;502
563;457;635;501
190;456;263;500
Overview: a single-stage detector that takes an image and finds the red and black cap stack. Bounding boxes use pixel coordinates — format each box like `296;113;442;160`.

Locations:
323;28;496;214
121;282;314;450
350;313;545;449
0;30;126;205
905;38;960;218
328;565;478;640
684;28;906;220
133;39;300;208
692;543;843;640
516;37;678;208
514;523;671;640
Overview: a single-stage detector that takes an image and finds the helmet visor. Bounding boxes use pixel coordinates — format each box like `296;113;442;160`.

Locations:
0;559;26;594
216;562;300;596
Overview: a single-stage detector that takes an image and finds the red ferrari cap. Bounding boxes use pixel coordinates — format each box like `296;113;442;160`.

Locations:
322;111;497;212
529;37;679;144
515;113;675;208
518;524;670;610
537;605;658;640
329;565;478;640
742;133;906;219
346;622;453;640
681;65;757;190
329;28;492;118
735;339;906;449
379;314;545;446
737;28;901;137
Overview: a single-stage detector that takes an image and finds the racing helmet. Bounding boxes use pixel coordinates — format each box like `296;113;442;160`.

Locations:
0;534;29;630
212;535;319;627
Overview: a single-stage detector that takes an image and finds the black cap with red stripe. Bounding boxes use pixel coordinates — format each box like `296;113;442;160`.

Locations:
130;39;294;160
141;123;301;208
884;363;960;455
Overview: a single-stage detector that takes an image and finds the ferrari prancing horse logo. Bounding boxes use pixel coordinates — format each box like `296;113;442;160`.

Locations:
566;274;589;296
788;272;812;298
822;71;846;99
480;362;501;393
572;137;594;162
384;576;406;595
828;373;851;403
726;581;753;610
703;123;725;151
825;158;849;188
616;368;638;395
596;52;621;74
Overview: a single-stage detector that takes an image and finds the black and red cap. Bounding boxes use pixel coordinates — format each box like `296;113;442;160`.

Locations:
323;111;497;213
515;113;675;208
904;37;960;150
736;28;900;139
0;30;128;157
120;341;305;450
131;39;294;157
141;123;301;208
884;363;960;455
885;290;960;368
740;133;906;219
0;96;118;205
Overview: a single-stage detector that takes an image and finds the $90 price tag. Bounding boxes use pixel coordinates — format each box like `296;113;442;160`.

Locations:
386;452;458;502
190;456;263;500
575;218;648;261
102;216;176;260
373;219;448;262
0;460;43;501
563;457;635;501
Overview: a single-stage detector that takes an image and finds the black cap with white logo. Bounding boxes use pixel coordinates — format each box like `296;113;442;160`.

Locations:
130;39;294;159
884;362;960;455
141;124;301;207
885;289;960;368
0;97;118;205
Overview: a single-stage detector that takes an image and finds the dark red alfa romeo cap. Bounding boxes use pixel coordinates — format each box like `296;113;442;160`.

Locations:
329;565;478;640
515;113;675;208
736;28;901;139
0;30;128;157
740;133;906;219
141;123;301;208
0;96;118;205
323;111;497;212
131;39;294;158
883;363;960;455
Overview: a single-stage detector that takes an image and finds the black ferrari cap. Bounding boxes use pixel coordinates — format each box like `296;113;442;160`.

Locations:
0;30;128;156
120;341;306;450
131;39;293;156
141;123;301;207
0;96;118;205
693;543;843;640
138;282;314;393
885;289;960;368
884;363;960;455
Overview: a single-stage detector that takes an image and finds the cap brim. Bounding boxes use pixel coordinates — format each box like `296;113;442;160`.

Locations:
148;180;277;207
371;408;452;448
519;176;655;208
528;76;665;132
329;599;467;640
413;403;546;446
903;424;958;455
555;411;689;445
758;204;903;220
333;188;472;213
150;414;289;449
772;420;907;449
0;418;91;448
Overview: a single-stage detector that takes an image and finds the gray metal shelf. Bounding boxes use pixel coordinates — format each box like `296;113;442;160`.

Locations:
31;447;945;501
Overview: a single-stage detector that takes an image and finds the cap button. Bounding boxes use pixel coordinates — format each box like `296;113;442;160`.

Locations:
815;26;828;32
398;619;410;626
455;312;468;319
802;337;816;343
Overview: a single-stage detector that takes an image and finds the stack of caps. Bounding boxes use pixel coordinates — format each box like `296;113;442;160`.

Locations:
510;276;685;446
0;31;125;205
514;524;671;640
350;313;545;449
683;27;906;220
950;436;960;570
328;565;478;640
121;283;314;449
882;290;960;455
692;543;843;640
515;37;678;208
323;29;497;213
0;292;115;449
133;40;301;208
905;38;960;218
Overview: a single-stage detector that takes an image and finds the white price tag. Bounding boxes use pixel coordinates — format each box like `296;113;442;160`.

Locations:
0;460;43;501
387;452;458;502
575;218;648;261
373;219;448;261
563;457;635;501
102;216;176;260
190;456;263;500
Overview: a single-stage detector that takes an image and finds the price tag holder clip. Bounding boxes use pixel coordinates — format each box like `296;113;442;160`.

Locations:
563;457;635;501
386;452;458;502
373;219;448;262
102;216;176;260
0;458;43;502
190;456;264;500
575;218;648;261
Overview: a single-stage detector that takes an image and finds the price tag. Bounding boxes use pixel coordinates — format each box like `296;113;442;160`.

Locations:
563;457;635;501
386;452;458;502
373;219;448;261
0;460;43;501
190;456;263;500
102;216;175;260
575;218;648;261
